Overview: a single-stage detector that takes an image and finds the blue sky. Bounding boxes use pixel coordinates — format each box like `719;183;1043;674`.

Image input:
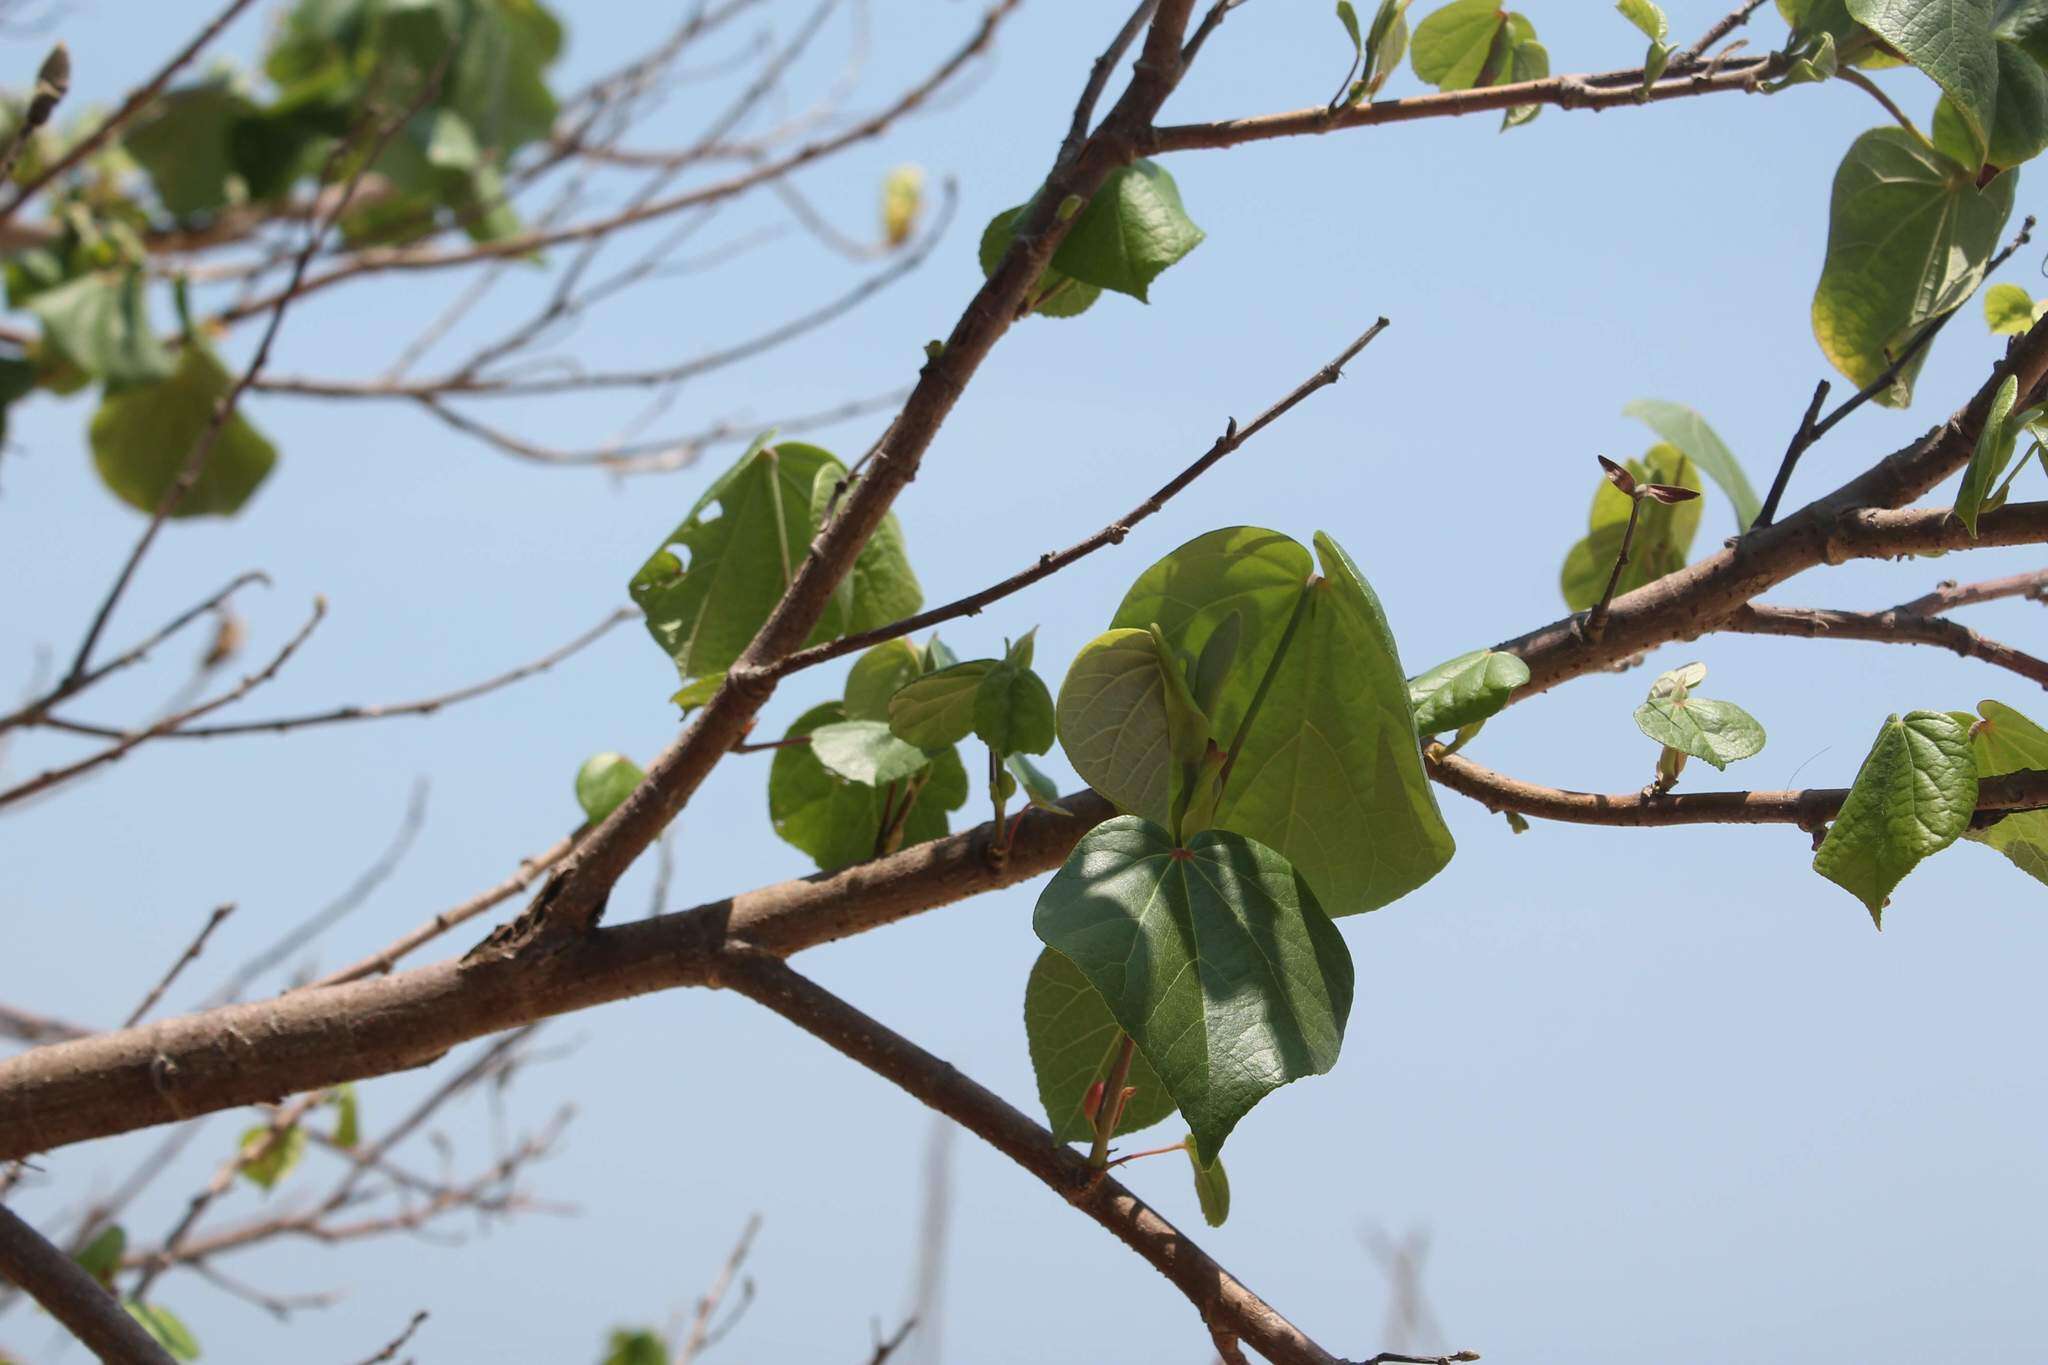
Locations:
6;2;2048;1362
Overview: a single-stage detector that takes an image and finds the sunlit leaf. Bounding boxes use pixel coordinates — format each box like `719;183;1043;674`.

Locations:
1813;711;1978;924
1051;160;1205;303
1408;648;1530;734
574;752;644;824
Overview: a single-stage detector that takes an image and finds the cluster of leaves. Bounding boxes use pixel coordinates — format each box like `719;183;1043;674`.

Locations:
0;0;566;516
69;1228;198;1360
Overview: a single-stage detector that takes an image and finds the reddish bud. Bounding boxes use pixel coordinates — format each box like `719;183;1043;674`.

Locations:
1596;455;1635;495
1641;482;1701;505
1081;1080;1105;1121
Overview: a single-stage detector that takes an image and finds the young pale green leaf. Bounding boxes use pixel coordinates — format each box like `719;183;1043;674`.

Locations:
1006;752;1069;811
1984;281;2037;333
1111;526;1314;743
1212;533;1455;915
923;635;959;672
1621;399;1762;529
125;1302;200;1361
1007;627;1038;671
1845;0;1998;146
809;719;932;787
1648;660;1710;699
602;1329;670;1365
1363;0;1414;95
327;1083;359;1149
29;271;174;389
1411;0;1507;89
1964;699;2048;885
882;163;924;246
1185;1139;1231;1227
1813;711;1979;924
1958;374;2023;535
670;673;724;711
1634;695;1767;769
1617;0;1667;40
1811;128;2016;407
73;1225;125;1286
978;206;1100;318
1559;446;1702;611
973;659;1056;755
238;1123;307;1192
1050;160;1205;303
1408;648;1531;734
1148;624;1213;767
90;343;278;518
1023;947;1176;1143
1501;34;1548;129
1056;629;1172;824
629;440;921;680
844;638;924;722
1338;0;1365;56
1033;817;1353;1165
1764;28;1839;88
769;703;966;872
890;659;994;750
574;752;644;825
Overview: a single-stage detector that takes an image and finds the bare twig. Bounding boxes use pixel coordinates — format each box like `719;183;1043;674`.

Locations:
351;1310;428;1364
124;904;235;1028
1894;568;2048;616
673;1216;761;1365
1721;603;2048;688
0;1002;91;1045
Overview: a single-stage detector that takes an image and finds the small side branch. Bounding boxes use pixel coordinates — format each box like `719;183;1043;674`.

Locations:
1720;603;2048;689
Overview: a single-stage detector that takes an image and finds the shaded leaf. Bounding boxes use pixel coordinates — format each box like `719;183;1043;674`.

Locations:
769;703;965;872
237;1123;306;1191
73;1225;125;1286
978;205;1100;319
601;1329;669;1365
1559;445;1702;611
1006;752;1068;810
1186;1139;1231;1227
127;81;250;218
29;271;172;389
1023;947;1175;1143
1364;0;1414;96
1814;711;1978;923
1033;816;1353;1164
844;638;924;722
973;659;1056;755
90;344;278;517
1411;0;1507;89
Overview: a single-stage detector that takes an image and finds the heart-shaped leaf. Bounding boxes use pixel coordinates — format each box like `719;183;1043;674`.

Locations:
89;343;278;517
974;658;1056;755
1051;160;1205;303
1814;711;1979;924
890;659;994;750
1033;816;1354;1164
1055;629;1172;824
1022;946;1176;1143
844;638;924;722
1634;695;1766;769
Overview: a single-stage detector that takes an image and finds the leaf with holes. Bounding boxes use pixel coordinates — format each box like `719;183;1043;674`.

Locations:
1033;817;1353;1164
1811;128;2016;407
1408;649;1531;735
1023;947;1176;1143
1814;711;1978;924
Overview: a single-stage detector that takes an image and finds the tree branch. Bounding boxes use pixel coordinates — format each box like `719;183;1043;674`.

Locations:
0;1202;176;1365
1719;603;2048;689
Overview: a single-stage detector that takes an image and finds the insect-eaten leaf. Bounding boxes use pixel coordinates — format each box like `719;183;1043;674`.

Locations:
631;435;921;684
1033;817;1353;1165
1813;711;1978;925
1408;648;1530;735
1023;947;1176;1143
575;752;644;824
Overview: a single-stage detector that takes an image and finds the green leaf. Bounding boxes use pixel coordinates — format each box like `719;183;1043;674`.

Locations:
125;1303;200;1361
1617;0;1667;39
1338;0;1365;56
1845;0;1998;145
327;1083;359;1149
1006;752;1067;810
1634;692;1767;769
670;673;723;711
29;271;173;389
1764;28;1840;88
1621;399;1762;530
1813;711;1979;924
574;752;644;824
844;638;924;722
73;1225;125;1286
1932;38;2048;170
127;81;251;218
809;719;932;786
890;660;994;749
769;703;965;872
1050;160;1205;303
90;344;278;518
979;206;1101;319
1411;0;1507;89
1055;629;1173;824
601;1329;669;1365
1364;0;1414;96
1185;1138;1231;1227
630;439;922;680
1408;648;1530;734
1811;128;2017;407
1501;35;1549;129
1033;817;1353;1164
1559;445;1702;611
1958;373;2025;534
1023;947;1176;1143
237;1123;306;1191
1964;699;2048;884
973;659;1056;755
1984;280;2036;331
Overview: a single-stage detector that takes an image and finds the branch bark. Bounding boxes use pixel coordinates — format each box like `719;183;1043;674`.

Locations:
0;1202;176;1365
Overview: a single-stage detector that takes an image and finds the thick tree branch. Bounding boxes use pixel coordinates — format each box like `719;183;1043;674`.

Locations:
0;1202;176;1365
1426;748;2048;828
717;952;1352;1365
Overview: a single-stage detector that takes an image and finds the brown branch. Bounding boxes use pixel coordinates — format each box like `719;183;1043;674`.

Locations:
1426;748;2048;827
43;608;632;742
0;1202;175;1365
673;1215;761;1365
1894;568;2048;615
351;1310;428;1365
716;952;1350;1365
0;600;327;812
124;904;235;1028
0;0;254;218
1678;0;1770;63
1720;603;2048;689
0;1002;91;1046
769;318;1391;679
1144;54;1782;155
